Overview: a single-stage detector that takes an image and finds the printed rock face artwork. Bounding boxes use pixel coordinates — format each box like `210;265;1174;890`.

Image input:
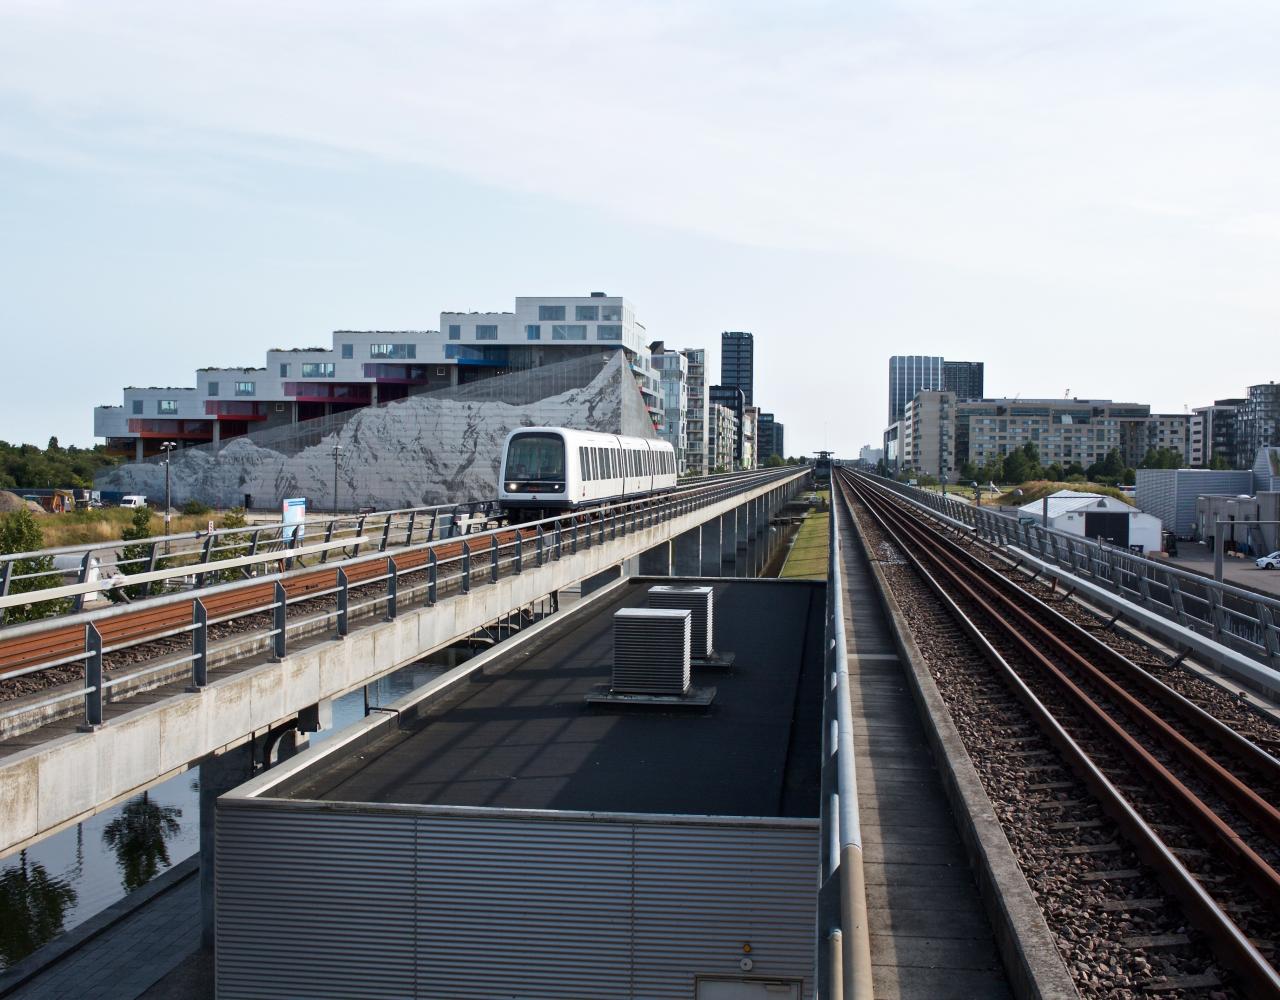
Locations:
97;355;655;510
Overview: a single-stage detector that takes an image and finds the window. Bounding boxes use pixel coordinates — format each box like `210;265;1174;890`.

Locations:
157;399;178;414
234;381;255;396
370;344;416;359
601;304;622;321
279;363;289;377
448;324;461;340
341;344;353;359
525;324;541;340
538;305;565;321
503;432;566;483
300;363;334;378
575;305;598;321
552;324;587;341
131;400;143;415
475;325;498;340
597;324;622;341
208;381;219;397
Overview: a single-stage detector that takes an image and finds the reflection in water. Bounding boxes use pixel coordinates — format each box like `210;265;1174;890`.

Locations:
102;793;183;893
0;851;78;968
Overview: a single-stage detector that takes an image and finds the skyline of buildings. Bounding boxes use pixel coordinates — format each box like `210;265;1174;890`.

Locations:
93;295;789;478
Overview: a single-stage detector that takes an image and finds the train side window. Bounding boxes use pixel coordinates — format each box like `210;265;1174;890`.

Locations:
579;447;587;479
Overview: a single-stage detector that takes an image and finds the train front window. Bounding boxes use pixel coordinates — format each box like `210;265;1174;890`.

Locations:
505;434;565;482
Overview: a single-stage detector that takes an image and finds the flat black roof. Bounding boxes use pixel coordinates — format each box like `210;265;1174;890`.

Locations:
277;579;824;819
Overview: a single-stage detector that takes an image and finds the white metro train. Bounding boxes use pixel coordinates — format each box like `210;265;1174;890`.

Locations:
498;427;678;520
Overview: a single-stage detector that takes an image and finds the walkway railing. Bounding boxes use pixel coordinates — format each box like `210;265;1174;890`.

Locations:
863;475;1280;668
818;483;874;1000
0;468;802;732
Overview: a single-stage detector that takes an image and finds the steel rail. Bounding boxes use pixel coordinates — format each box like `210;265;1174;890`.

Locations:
835;468;1280;999
851;474;1280;902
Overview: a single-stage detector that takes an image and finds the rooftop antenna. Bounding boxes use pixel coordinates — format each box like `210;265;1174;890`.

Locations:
1064;388;1070;399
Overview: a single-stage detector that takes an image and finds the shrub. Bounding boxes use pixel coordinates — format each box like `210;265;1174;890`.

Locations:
0;508;70;621
181;499;211;516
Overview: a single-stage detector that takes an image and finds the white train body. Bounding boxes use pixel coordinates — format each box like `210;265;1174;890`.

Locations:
499;427;678;518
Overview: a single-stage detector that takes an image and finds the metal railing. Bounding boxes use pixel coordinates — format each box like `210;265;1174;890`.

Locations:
0;468;802;731
862;475;1280;668
0;499;503;624
818;483;873;1000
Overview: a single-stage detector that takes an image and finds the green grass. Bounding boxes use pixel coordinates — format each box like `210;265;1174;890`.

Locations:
1008;480;1134;505
25;508;235;550
780;510;830;579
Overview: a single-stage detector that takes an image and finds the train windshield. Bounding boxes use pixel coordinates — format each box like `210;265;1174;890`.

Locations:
504;433;566;482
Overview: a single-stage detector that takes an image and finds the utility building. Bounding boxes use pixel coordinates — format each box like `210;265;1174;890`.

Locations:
1019;491;1163;553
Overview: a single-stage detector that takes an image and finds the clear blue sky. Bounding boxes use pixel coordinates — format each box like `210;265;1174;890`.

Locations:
1;1;1277;457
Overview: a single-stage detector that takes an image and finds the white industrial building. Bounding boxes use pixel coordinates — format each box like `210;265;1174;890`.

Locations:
1019;491;1163;553
1135;468;1256;539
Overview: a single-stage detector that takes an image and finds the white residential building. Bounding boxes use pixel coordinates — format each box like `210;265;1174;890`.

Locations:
650;343;689;473
681;348;709;477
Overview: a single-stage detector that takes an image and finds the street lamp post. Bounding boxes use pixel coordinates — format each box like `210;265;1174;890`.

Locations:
160;441;177;555
331;444;343;515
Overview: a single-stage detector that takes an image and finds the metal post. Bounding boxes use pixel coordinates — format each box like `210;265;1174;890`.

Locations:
194;534;214;588
353;514;367;556
1214;520;1224;583
536;525;545;567
572;520;579;555
272;581;287;660
514;530;523;574
0;560;10;626
321;520;335;564
426;510;439;542
85;623;103;727
462;542;471;593
428;549;438;605
142;541;160;597
385;557;398;620
405;510;417;546
336;568;349;637
380;515;392;552
332;443;343;515
1042;496;1048;529
491;534;499;583
192;599;208;687
73;550;94;614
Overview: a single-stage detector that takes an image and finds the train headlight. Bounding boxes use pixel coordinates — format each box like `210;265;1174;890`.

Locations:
505;482;518;492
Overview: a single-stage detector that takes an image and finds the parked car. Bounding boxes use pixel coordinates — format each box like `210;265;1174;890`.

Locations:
119;495;148;509
1257;551;1280;570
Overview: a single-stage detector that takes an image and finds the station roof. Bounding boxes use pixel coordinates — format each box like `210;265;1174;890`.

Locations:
276;579;824;819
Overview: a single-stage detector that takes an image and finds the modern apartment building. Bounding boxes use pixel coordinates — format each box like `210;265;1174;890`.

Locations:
887;356;944;424
942;361;985;400
742;406;759;470
708;404;738;473
1146;413;1191;462
1238;382;1280;467
901;395;1153;474
1189;399;1244;467
95;293;663;459
649;343;689;474
720;331;755;407
681;348;709;478
709;385;747;468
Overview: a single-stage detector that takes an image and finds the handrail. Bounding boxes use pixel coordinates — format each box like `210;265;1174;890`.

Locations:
824;484;874;1000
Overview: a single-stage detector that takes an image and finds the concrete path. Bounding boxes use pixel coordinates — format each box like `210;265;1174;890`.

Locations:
1162;540;1280;598
4;873;200;1000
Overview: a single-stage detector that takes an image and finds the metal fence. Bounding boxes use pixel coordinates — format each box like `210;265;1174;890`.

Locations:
0;468;802;732
866;476;1280;668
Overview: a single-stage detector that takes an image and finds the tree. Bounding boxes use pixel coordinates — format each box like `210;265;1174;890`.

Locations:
208;508;251;584
0;509;69;622
1209;451;1232;471
764;454;785;467
119;505;155;599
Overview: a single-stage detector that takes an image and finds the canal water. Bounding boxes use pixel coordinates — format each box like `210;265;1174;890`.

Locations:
0;656;454;971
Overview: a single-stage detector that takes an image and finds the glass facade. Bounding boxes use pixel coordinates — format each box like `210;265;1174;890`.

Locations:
552;325;587;341
575;305;598;321
234;381;256;396
300;364;334;378
475;325;499;340
448;325;461;340
597;325;622;340
538;305;565;321
341;344;353;359
157;400;177;414
525;325;541;340
208;382;219;397
369;344;417;359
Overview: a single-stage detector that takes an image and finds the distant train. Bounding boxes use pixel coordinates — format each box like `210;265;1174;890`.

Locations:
498;427;678;520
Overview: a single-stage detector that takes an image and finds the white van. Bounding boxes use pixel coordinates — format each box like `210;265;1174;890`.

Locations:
120;495;148;509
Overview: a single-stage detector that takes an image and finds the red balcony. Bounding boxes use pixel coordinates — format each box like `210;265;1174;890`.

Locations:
127;419;216;440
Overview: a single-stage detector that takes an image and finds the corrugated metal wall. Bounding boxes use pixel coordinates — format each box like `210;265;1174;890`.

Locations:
1136;469;1254;537
217;803;817;999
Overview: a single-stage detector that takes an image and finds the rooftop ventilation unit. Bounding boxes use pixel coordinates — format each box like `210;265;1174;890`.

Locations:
647;585;735;667
586;608;714;708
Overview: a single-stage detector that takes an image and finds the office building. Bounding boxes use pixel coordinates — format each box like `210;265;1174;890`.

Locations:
858;445;883;466
720;331;755;407
942;361;985;400
888;356;944;424
1238;382;1280;468
757;412;780;462
1189;399;1244;468
681;348;709;478
1146;414;1191;463
902;391;956;479
649;343;689;474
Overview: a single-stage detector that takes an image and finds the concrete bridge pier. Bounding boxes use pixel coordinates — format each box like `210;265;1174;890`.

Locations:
674;527;701;576
638;540;672;576
719;513;738;575
699;519;721;576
